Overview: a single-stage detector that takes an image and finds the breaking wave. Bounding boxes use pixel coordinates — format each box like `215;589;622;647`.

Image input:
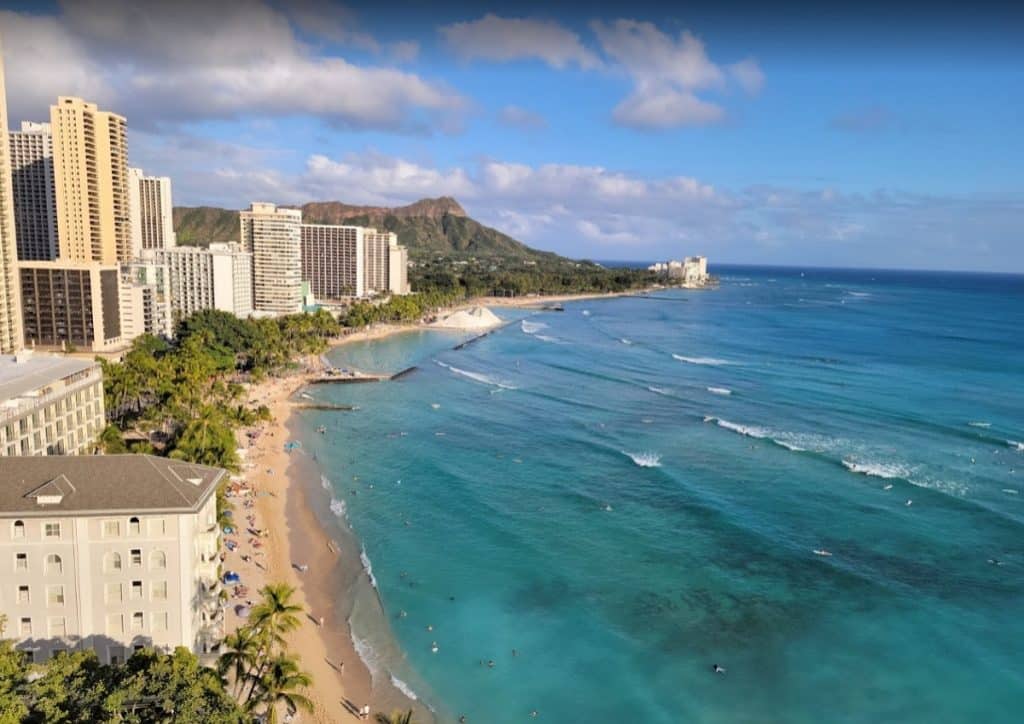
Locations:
435;360;518;390
707;386;732;395
968;421;991;428
321;474;331;490
620;338;633;345
521;319;548;335
623;451;662;467
842;460;911;480
351;631;381;678
329;498;347;518
704;416;770;439
673;354;732;366
1008;440;1024;452
390;674;419;701
648;386;672;396
360;547;378;589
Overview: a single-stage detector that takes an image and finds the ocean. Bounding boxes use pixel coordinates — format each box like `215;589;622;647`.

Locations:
297;266;1024;723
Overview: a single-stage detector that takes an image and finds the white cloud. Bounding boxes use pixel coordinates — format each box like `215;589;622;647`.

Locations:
2;1;464;132
497;105;547;130
728;58;765;95
591;19;749;129
439;14;600;70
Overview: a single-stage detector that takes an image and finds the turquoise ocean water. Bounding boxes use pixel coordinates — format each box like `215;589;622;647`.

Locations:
297;267;1024;723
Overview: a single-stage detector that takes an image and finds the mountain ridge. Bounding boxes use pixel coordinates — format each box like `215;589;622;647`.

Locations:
172;197;561;262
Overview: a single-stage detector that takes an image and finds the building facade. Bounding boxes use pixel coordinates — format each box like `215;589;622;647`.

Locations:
147;243;253;319
240;203;302;315
19;261;125;352
300;223;364;300
8;122;58;261
0;456;225;664
0;352;105;457
119;261;173;339
388;242;410;295
51;96;130;264
127;168;175;256
0;42;23;354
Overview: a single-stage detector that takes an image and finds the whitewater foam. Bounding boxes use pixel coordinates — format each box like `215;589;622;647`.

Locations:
351;630;381;679
673;354;731;366
330;498;347;518
390;674;419;701
360;547;378;589
435;360;518;390
707;386;732;395
521;319;548;335
1008;440;1024;452
648;386;671;396
321;474;331;490
968;421;992;428
705;416;770;439
624;451;662;467
842;460;911;480
620;338;633;345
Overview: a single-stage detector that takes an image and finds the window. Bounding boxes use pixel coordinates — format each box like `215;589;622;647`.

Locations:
19;618;31;636
152;612;169;632
150;518;166;536
44;522;61;539
13;520;25;539
151;581;167;601
48;618;67;638
131;612;144;631
108;646;124;665
106;614;123;635
130;581;143;600
103;520;120;538
130;549;142;567
47;586;65;606
45;554;62;575
129;517;141;536
15;553;28;572
17;586;30;604
105;583;122;603
150;551;166;570
105;552;122;572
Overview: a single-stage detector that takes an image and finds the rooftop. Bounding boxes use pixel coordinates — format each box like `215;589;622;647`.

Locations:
0;353;98;405
0;455;224;516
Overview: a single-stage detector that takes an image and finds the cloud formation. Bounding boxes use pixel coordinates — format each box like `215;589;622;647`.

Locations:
1;0;462;132
439;14;600;69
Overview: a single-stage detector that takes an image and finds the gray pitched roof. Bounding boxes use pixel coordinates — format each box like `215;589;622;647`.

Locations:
0;455;224;516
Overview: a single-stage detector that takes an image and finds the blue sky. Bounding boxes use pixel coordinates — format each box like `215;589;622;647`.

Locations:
2;0;1022;270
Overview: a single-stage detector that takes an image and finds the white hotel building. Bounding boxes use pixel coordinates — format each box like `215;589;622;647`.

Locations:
146;243;253;319
240;203;303;315
0;456;225;664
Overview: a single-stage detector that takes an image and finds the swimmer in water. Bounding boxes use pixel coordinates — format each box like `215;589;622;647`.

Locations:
712;664;726;674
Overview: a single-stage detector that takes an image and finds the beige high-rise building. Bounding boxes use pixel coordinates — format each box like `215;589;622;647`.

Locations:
240;202;302;315
363;228;409;296
9;122;58;261
0;352;105;457
19;261;126;352
0;41;24;354
50;96;130;264
127;167;175;256
300;223;365;300
0;456;225;664
388;243;410;295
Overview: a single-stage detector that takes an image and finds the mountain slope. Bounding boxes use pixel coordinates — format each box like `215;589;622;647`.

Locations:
172;197;562;262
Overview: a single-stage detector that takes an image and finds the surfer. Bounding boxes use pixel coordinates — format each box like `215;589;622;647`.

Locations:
712;664;726;674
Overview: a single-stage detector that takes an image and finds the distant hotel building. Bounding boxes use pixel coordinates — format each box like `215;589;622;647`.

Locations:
0;456;225;664
0;352;105;457
127;167;175;256
147;243;253;318
301;224;364;299
120;261;174;339
649;256;709;287
51;96;130;264
0;43;23;354
8;122;58;261
19;261;125;352
240;203;303;315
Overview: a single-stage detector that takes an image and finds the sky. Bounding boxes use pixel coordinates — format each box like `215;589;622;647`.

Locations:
1;0;1022;271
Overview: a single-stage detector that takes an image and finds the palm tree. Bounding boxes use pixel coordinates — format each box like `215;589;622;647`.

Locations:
376;710;416;724
251;654;313;724
218;626;261;698
243;584;304;705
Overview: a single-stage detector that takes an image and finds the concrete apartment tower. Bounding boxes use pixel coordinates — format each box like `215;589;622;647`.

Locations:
50;96;130;264
127;167;175;257
147;243;253;318
300;223;365;300
9;122;58;261
240;202;302;315
0;40;23;354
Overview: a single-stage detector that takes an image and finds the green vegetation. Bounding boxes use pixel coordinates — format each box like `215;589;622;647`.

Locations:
0;642;245;724
340;289;464;328
376;710;417;724
219;584;313;723
100;309;339;471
